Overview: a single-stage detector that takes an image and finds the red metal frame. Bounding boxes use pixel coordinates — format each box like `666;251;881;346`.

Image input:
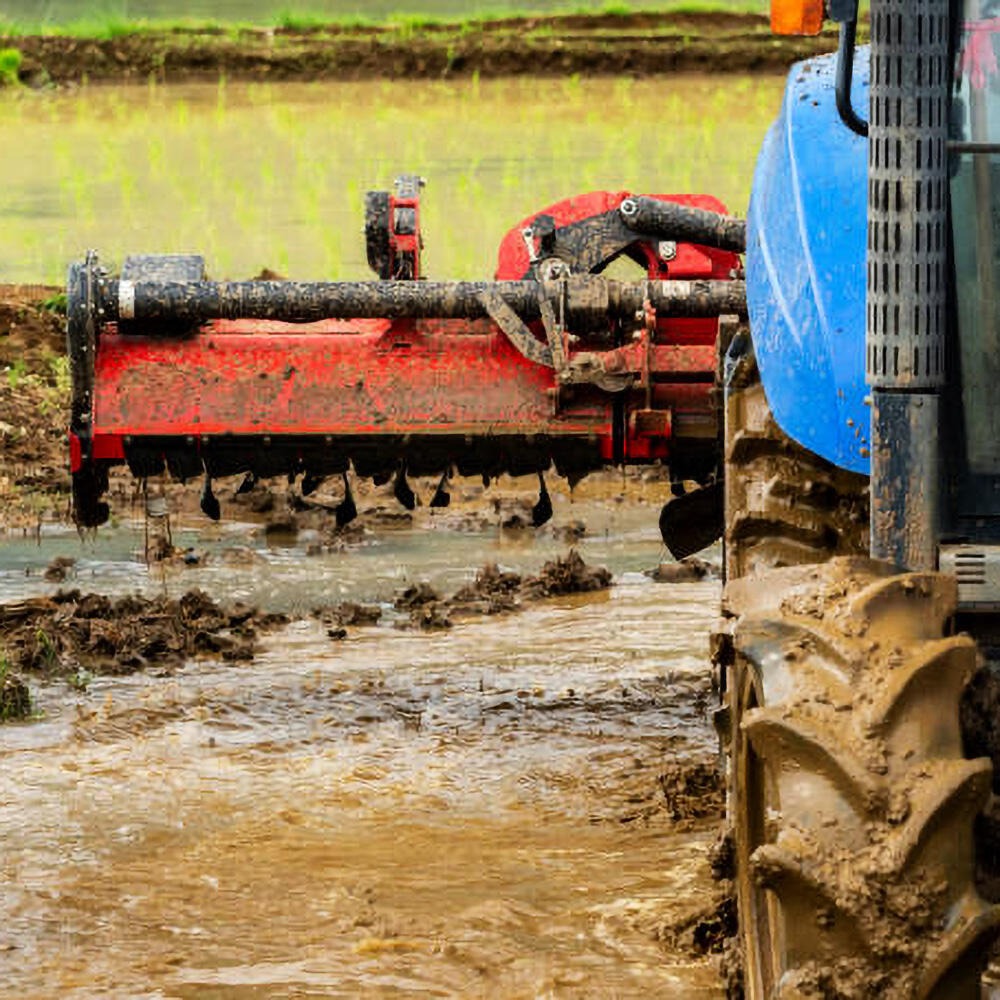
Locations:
77;192;738;478
389;188;421;279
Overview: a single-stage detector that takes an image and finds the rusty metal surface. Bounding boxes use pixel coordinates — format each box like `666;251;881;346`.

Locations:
106;277;746;324
478;288;554;367
620;196;746;254
92;323;604;437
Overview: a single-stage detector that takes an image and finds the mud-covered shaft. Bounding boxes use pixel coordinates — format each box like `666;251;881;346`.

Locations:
619;196;746;254
106;276;747;324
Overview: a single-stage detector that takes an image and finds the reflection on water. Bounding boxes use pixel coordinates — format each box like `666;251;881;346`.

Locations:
0;75;781;283
0;486;724;997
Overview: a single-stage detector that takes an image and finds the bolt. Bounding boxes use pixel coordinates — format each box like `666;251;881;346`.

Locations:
659;241;677;261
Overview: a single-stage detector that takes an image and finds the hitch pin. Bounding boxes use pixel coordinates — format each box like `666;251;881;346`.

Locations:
521;227;539;263
118;280;136;320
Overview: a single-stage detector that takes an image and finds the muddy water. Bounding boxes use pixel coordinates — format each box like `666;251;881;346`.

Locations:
0;489;725;997
0;75;782;284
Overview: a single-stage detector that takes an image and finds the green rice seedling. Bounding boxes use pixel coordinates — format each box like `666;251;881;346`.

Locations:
0;47;22;86
42;292;67;314
6;358;26;390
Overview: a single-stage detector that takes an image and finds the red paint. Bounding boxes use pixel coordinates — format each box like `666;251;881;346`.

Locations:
79;191;736;481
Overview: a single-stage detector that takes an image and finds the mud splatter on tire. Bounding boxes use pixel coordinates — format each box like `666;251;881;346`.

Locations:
723;351;869;581
722;558;1000;998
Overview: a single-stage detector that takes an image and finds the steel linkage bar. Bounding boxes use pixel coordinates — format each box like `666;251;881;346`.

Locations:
619;196;746;254
105;276;747;325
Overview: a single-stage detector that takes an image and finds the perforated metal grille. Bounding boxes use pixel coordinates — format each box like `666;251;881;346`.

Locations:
866;0;949;388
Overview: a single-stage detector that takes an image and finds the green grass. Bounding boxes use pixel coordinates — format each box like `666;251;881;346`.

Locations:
0;1;769;39
41;292;68;315
0;46;21;85
5;358;26;389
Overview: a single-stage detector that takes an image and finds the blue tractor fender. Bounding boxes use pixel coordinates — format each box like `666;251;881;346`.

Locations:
746;48;870;476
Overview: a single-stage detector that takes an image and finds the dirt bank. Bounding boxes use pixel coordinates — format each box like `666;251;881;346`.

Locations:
1;11;856;86
0;284;70;529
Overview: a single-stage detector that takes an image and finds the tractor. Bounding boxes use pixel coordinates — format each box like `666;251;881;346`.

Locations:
62;0;1000;994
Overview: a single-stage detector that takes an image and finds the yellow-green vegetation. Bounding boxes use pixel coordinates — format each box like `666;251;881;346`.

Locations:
0;75;780;285
0;2;770;38
0;47;21;85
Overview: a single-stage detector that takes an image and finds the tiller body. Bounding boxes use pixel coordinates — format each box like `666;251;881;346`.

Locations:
67;180;745;527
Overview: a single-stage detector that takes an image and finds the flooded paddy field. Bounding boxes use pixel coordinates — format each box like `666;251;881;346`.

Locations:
1;491;729;997
0;63;772;998
0;74;781;284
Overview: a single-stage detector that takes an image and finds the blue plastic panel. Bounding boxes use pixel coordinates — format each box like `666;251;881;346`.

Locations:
746;49;870;475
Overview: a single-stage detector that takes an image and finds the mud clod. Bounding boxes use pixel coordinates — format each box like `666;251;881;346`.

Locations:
391;552;611;631
0;669;32;720
646;556;718;583
0;588;288;680
327;602;383;627
44;555;76;582
521;549;611;598
658;758;724;826
394;582;440;611
449;563;522;616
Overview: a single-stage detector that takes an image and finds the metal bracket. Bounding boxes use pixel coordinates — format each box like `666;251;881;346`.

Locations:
537;284;567;371
559;353;634;392
478;288;554;368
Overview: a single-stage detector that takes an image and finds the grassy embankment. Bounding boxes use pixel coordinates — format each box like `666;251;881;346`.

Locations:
0;1;771;38
0;2;848;90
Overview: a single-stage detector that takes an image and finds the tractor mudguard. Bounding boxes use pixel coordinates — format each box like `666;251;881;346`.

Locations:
746;48;870;475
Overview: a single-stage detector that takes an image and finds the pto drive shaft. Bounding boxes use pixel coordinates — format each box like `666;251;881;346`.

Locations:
108;276;747;324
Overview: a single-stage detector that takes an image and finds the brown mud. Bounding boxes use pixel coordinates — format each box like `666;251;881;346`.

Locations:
0;587;289;677
0;549;623;716
1;11;861;87
1;549;728;996
379;549;613;631
0;285;70;529
0;282;731;994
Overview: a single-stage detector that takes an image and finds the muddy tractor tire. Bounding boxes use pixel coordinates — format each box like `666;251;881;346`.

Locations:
721;558;1000;999
723;352;869;580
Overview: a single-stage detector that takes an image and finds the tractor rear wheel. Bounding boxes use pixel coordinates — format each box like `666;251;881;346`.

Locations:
718;349;999;996
722;558;1000;998
723;348;869;580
